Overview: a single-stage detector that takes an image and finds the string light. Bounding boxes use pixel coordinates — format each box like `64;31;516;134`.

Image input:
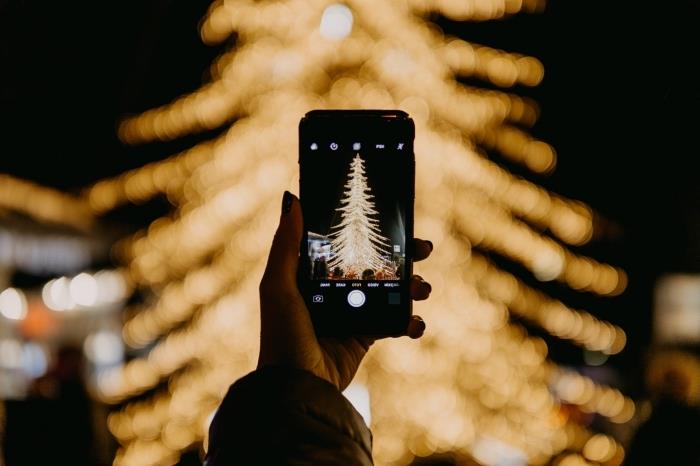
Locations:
85;142;213;214
475;124;556;175
90;1;635;465
441;38;546;88
42;270;131;312
0;174;94;230
407;0;548;20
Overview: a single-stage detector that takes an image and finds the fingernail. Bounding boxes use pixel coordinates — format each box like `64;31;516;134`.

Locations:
426;240;433;251
281;191;293;214
417;317;426;332
425;281;432;293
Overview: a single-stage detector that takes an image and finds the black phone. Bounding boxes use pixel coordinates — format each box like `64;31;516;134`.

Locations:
298;109;415;337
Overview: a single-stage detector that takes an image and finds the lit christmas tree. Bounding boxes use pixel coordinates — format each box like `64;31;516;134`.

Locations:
328;154;391;278
67;1;636;466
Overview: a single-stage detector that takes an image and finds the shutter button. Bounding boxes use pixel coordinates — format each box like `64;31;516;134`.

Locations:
347;290;366;308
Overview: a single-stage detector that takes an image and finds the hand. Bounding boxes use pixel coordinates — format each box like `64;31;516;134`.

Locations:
258;191;433;391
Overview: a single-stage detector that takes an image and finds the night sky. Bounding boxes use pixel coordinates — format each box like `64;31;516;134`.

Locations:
1;0;699;396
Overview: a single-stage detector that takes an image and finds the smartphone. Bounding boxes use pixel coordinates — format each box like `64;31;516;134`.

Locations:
298;110;415;337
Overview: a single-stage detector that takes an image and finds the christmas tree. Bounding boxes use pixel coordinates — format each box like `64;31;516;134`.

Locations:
77;2;636;466
328;154;392;279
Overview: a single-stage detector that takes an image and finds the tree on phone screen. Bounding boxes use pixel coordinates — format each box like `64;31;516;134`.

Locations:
328;154;393;279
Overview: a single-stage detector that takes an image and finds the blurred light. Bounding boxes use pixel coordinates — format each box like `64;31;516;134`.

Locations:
654;274;700;344
558;453;589;466
97;1;633;464
319;4;353;40
70;272;99;306
0;229;92;274
0;174;94;230
472;435;528;466
343;383;371;425
85;331;124;366
532;248;565;282
95;270;129;303
583;349;608;366
43;277;74;311
203;409;217;436
22;342;48;378
0;288;27;320
42;271;129;312
19;300;58;340
582;434;616;463
0;339;23;369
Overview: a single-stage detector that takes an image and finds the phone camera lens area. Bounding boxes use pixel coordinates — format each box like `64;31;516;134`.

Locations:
329;142;339;150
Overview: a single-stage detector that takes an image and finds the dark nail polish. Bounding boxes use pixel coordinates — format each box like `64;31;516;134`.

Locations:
417;318;426;332
426;240;433;251
282;191;293;214
425;281;432;293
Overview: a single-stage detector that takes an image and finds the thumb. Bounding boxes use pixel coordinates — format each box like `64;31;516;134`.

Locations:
262;191;303;292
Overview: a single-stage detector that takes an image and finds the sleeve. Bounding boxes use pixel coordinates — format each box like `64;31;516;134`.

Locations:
203;366;373;466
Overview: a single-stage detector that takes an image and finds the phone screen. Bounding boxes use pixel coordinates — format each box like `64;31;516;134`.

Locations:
298;110;415;336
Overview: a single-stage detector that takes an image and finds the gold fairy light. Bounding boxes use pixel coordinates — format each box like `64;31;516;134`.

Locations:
82;1;635;465
0;174;94;230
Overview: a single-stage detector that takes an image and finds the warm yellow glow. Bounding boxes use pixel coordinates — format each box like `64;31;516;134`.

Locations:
551;368;634;420
408;0;547;20
92;1;634;465
85;142;213;214
582;433;617;463
476;125;556;175
0;174;94;230
557;453;590;466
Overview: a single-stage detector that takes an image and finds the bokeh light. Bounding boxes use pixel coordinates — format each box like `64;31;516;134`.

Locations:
320;4;354;40
0;1;636;465
0;288;27;321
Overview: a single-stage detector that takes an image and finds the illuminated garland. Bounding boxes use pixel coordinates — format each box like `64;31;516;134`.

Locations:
65;1;636;465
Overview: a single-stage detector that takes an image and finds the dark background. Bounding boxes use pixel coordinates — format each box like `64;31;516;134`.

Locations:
1;0;699;398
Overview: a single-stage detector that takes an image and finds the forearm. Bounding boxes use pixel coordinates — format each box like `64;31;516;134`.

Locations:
205;366;373;466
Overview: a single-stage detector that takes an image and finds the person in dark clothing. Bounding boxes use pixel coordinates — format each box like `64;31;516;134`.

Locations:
4;345;99;466
312;255;328;279
626;351;700;466
205;191;433;465
361;269;375;280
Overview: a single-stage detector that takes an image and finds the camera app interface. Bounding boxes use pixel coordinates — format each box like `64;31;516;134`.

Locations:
302;135;411;309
